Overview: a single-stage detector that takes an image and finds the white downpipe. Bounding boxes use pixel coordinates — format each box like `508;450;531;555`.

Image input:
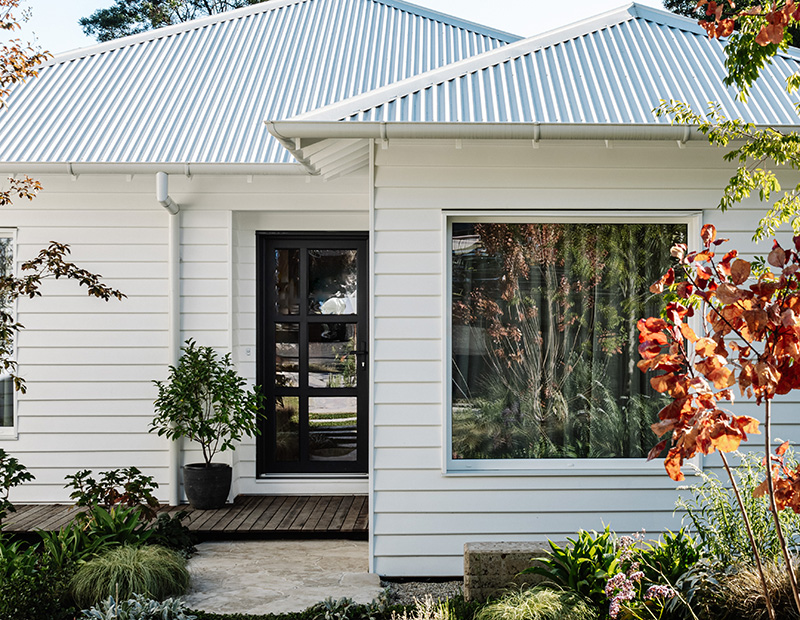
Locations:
159;172;182;506
157;171;180;215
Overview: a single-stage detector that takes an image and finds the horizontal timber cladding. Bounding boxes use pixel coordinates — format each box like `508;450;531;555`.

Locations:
369;139;798;577
2;171;370;504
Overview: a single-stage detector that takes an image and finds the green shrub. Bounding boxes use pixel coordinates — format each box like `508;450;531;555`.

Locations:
0;535;76;620
70;544;189;608
524;528;620;610
81;594;196;620
677;451;800;565
0;448;34;526
65;467;160;521
82;504;154;547
636;528;700;588
149;510;196;557
476;588;597;620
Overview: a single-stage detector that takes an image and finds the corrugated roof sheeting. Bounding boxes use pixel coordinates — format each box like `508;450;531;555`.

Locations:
0;0;517;164
340;10;800;125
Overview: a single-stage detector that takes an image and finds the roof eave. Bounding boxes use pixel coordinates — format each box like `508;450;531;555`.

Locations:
266;120;732;178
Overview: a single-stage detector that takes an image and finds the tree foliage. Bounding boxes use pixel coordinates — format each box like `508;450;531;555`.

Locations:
80;0;267;42
0;0;125;393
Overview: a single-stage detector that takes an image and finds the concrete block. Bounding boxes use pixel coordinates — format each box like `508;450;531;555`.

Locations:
463;541;557;603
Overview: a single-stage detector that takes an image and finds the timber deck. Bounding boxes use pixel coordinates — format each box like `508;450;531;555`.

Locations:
2;495;368;537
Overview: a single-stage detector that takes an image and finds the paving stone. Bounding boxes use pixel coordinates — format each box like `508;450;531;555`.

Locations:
181;540;384;615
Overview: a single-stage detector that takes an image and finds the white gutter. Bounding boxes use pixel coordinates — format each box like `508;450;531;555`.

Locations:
0;162;307;175
157;172;182;507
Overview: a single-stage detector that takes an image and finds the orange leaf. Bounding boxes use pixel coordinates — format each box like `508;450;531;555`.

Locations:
711;432;742;452
730;258;751;285
716;282;742;305
769;243;787;267
701;224;717;245
665;448;685;482
753;478;770;498
680;323;699;343
734;416;760;435
695;337;717;357
650;373;675;394
777;440;791;456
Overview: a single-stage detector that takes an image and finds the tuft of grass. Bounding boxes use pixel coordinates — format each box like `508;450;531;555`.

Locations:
70;544;189;608
391;596;454;620
716;561;800;620
475;587;597;620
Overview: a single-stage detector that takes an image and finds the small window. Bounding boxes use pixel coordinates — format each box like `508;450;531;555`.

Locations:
449;219;687;465
0;232;14;432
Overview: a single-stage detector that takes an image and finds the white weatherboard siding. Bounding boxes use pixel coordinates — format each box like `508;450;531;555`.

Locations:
370;139;799;577
3;171;369;503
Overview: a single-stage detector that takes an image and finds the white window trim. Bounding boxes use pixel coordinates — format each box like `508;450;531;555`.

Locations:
0;227;17;439
442;210;702;475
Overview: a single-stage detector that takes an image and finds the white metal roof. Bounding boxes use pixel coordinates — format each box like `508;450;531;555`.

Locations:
295;3;800;125
269;3;800;177
0;0;518;165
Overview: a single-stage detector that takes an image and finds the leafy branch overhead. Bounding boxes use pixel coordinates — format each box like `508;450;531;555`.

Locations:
656;101;800;241
80;0;267;42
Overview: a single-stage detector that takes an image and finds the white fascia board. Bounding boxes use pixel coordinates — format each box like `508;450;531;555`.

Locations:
268;120;710;141
0;162;308;176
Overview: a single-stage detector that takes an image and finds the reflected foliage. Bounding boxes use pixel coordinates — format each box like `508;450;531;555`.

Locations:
451;222;684;460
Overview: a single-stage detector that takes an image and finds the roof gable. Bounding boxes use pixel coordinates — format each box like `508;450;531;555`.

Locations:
0;0;518;165
296;3;800;126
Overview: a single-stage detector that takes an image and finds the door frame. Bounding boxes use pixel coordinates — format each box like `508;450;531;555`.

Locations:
255;231;369;476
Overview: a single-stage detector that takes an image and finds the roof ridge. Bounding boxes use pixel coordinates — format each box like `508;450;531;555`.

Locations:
292;2;643;122
367;0;519;41
43;0;518;68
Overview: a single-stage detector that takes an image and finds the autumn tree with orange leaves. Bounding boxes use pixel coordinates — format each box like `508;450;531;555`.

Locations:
639;224;800;619
645;3;800;618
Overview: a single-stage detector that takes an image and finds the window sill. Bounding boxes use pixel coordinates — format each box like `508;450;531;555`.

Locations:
446;457;701;477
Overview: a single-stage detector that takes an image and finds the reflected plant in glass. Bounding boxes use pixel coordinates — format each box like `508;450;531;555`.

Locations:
451;222;685;460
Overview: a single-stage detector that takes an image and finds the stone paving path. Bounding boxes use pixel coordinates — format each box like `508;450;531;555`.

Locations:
181;540;383;615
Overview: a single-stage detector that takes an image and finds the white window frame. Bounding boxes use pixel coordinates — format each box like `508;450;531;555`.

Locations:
443;210;702;475
0;228;17;439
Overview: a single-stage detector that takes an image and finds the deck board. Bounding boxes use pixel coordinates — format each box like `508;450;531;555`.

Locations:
3;495;368;537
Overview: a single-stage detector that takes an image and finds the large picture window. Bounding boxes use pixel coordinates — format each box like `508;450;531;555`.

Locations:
450;220;687;462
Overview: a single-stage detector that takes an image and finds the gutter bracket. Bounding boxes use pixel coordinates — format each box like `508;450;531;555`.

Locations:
532;124;540;149
380;123;389;150
68;163;78;181
184;163;192;180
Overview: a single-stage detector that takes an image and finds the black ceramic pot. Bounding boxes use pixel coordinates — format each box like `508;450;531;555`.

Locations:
183;463;232;510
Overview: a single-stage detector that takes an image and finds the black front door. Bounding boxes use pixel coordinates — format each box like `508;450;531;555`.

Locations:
256;232;368;475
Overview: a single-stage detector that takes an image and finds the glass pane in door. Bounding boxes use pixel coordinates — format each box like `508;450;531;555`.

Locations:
275;249;300;315
308;324;357;388
308;249;358;315
275;396;300;462
308;397;357;461
275;323;299;387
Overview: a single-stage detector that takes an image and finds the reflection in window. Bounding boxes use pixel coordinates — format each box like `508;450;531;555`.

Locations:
451;222;686;460
308;249;357;315
0;235;12;428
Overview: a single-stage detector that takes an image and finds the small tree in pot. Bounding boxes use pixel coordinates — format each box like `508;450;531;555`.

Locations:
151;339;264;509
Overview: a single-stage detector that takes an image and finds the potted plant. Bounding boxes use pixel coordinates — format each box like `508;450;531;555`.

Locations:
151;339;264;509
